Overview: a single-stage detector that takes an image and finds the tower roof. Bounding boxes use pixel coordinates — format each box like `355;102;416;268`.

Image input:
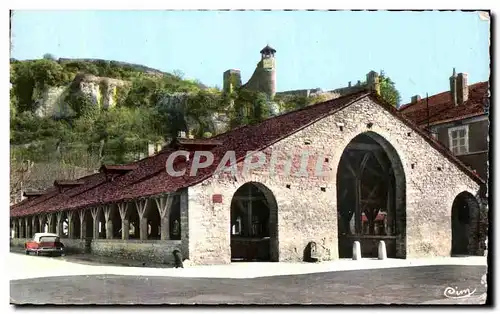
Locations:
260;45;276;54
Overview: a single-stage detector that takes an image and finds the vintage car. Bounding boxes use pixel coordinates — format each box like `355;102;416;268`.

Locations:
25;233;65;256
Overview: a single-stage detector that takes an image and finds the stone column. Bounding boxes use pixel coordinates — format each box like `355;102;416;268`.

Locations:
79;209;86;239
180;188;189;260
67;211;75;239
56;212;63;236
135;199;149;240
103;205;113;239
155;195;173;240
90;207;100;239
118;203;129;240
46;214;54;234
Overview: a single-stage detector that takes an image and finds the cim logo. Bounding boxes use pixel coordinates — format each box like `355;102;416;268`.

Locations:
443;286;476;299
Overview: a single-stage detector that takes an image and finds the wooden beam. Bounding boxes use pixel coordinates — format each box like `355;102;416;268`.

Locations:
358;152;371;177
363;164;385;178
346;143;384;151
354;178;362;235
372;151;389;172
344;159;357;178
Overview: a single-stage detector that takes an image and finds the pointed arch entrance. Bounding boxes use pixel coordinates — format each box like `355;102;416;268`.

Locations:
230;182;278;262
337;132;406;258
451;191;480;256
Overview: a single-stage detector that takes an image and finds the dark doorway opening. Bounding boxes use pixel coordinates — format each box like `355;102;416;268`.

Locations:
230;182;278;262
451;191;479;256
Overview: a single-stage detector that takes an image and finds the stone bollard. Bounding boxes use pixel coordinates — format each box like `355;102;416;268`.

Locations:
173;249;184;268
378;240;387;260
352;241;361;260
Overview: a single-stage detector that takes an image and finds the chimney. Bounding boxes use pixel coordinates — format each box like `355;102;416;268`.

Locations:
411;95;421;103
148;143;155;156
449;68;457;106
19;182;24;203
457;73;469;105
366;71;380;95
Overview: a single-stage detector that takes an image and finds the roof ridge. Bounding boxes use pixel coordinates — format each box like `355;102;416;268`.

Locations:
399;80;489;110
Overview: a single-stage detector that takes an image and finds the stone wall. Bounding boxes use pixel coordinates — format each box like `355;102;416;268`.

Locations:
90;239;182;265
10;238;28;248
186;96;480;265
60;238;88;254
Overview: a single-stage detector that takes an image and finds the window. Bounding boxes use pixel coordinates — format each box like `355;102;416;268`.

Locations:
448;125;469;155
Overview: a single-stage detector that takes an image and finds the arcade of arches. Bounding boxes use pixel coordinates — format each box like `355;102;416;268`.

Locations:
10;195;182;242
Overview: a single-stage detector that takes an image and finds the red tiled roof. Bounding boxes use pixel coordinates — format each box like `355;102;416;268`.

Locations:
399;82;489;125
99;164;139;173
10;90;484;218
11;173;106;217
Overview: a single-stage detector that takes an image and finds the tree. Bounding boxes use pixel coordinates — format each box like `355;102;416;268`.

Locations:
43;53;56;61
378;71;401;108
230;90;271;127
172;69;184;80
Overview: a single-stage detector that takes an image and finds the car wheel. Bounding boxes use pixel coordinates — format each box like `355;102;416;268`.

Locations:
25;250;29;255
35;251;39;256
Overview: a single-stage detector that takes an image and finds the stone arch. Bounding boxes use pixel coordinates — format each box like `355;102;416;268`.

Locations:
128;203;140;239
58;212;69;237
43;218;49;233
25;216;32;238
145;200;161;240
95;208;106;239
83;210;93;239
33;216;41;234
451;191;481;256
107;204;122;239
72;211;81;239
336;131;406;258
229;181;278;262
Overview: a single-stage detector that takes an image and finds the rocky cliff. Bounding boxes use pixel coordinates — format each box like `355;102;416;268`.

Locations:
34;74;130;118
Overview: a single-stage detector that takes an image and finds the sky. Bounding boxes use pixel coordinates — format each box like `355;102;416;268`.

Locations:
10;10;490;104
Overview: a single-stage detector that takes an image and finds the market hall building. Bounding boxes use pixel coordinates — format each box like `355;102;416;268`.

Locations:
10;91;487;265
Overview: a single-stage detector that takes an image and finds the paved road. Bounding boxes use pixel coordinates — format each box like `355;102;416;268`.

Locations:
11;265;488;305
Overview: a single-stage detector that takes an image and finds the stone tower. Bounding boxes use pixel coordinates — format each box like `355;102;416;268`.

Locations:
259;44;277;98
223;69;242;95
240;45;277;99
